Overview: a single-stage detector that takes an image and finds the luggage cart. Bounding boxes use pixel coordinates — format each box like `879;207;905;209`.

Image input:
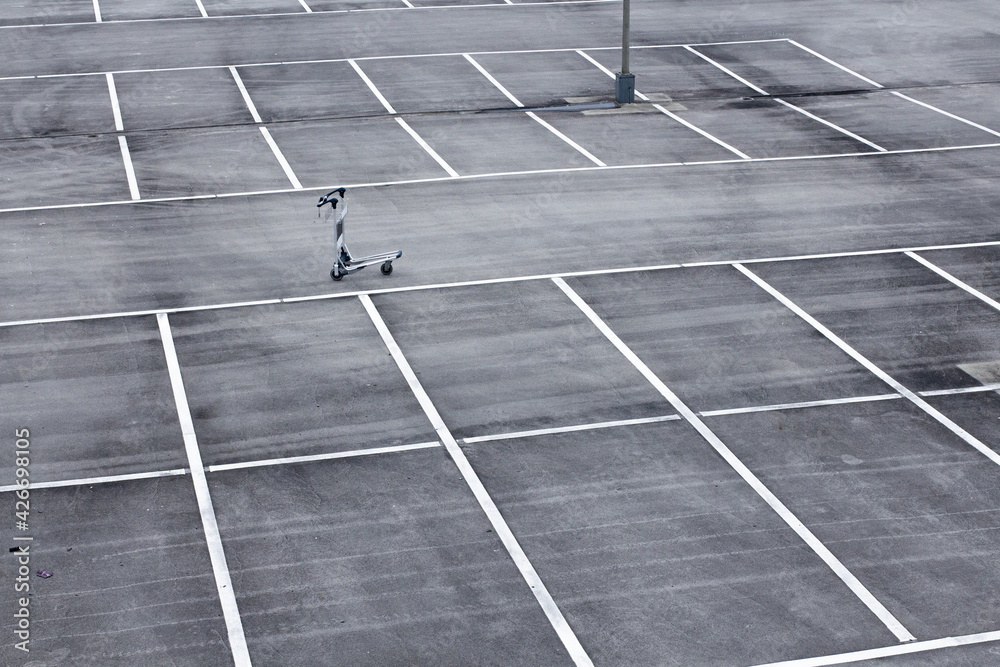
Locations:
317;187;401;281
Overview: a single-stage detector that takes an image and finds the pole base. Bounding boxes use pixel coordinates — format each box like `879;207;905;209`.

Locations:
615;72;635;104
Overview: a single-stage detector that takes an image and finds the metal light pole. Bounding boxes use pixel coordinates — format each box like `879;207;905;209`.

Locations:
615;0;635;103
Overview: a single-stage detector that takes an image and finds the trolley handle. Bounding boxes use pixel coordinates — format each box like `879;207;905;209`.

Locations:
317;187;347;208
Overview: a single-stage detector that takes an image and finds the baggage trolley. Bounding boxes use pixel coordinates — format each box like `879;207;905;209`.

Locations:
317;187;401;281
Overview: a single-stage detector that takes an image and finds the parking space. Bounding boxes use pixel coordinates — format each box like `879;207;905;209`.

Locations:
372;281;670;439
462;421;897;666
235;61;388;123
269;116;448;185
708;400;1000;639
357;55;519;114
0;75;114;139
0;135;130;208
468;50;616;107
0;317;184;484
169;299;435;467
671;97;879;158
532;109;741;165
0;478;233;666
695;41;881;95
751;254;1000;394
895;83;1000;136
126;126;291;197
915;245;1000;301
98;0;203;21
791;91;1000;151
209;450;572;665
564;267;891;412
404;112;597;173
582;46;758;101
201;0;307;16
0;0;95;26
114;68;254;131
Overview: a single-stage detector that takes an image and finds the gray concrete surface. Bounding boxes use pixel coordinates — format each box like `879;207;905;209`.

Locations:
3;0;1000;665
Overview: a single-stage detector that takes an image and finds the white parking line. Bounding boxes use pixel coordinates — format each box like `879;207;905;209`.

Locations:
920;384;1000;397
462;414;681;444
360;294;595;667
0;469;188;494
194;0;209;17
734;263;1000;469
463;53;607;165
905;251;1000;312
553;275;917;644
92;0;102;22
395;117;461;177
554;277;916;642
684;46;887;152
890;91;1000;139
524;111;606;166
298;0;313;12
0;40;790;81
157;313;252;667
575;49;753;160
749;629;1000;667
105;73;125;131
683;45;767;95
117;136;142;200
259;126;304;189
699;393;903;417
8;239;1000;331
207;441;441;472
784;40;885;89
229;67;263;123
463;53;523;107
773;98;887;152
347;59;397;114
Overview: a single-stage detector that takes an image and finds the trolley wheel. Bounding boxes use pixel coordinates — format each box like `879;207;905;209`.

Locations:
330;267;343;281
380;261;393;276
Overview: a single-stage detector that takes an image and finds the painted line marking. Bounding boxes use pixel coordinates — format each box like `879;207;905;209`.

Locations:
463;53;524;107
401;0;415;6
773;98;887;151
683;45;886;152
525;111;606;166
891;91;1000;139
11;239;1000;330
905;251;1000;312
0;40;790;82
395;117;461;177
575;49;752;159
194;0;209;17
229;67;263;124
653;105;753;159
105;73;125;132
683;45;768;95
118;136;141;200
699;393;903;418
0;6;750;31
259;126;304;189
920;384;1000;397
348;59;397;114
734;263;1000;469
552;276;917;643
298;0;313;11
157;313;252;667
360;294;594;667
463;415;681;444
749;629;1000;667
0;469;188;494
207;441;440;473
92;0;102;22
785;40;885;89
